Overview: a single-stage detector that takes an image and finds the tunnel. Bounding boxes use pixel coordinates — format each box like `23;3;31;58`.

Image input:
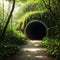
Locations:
24;20;48;40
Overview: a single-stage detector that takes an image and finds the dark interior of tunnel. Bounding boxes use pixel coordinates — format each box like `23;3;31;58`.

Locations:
25;21;47;40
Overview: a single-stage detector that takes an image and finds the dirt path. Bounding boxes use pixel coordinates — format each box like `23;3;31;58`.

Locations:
15;40;52;60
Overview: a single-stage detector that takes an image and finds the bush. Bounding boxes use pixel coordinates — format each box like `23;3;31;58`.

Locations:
40;37;60;60
4;29;28;45
0;28;28;60
48;25;60;37
0;42;20;60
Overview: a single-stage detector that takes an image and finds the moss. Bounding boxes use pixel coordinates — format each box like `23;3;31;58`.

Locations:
17;11;55;34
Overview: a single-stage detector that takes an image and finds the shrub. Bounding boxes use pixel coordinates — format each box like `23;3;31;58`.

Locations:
0;27;28;60
0;42;20;60
40;37;60;60
3;28;28;45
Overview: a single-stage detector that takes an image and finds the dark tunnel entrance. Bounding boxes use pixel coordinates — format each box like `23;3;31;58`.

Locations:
25;20;48;40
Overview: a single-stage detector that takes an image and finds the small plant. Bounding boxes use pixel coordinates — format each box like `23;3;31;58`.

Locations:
0;42;20;60
4;29;28;45
40;37;60;60
0;27;28;60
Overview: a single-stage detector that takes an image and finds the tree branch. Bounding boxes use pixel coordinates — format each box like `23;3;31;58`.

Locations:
42;0;57;25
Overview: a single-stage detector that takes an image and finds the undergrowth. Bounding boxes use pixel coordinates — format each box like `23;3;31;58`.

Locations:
40;34;60;60
0;27;28;60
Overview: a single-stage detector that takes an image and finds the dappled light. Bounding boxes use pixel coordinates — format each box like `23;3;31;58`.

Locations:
19;40;50;60
35;56;51;60
0;0;60;60
22;40;46;52
23;48;46;52
30;40;42;43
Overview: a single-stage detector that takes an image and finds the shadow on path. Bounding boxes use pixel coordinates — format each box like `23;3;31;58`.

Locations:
15;40;52;60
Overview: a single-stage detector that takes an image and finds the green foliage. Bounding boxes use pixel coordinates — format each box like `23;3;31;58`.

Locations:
20;1;45;12
15;0;46;18
17;11;56;33
5;29;28;45
17;0;27;2
0;43;20;56
15;1;60;60
0;28;28;60
48;26;60;37
40;36;60;60
0;0;60;60
0;2;28;60
40;25;60;60
0;24;28;60
0;6;3;26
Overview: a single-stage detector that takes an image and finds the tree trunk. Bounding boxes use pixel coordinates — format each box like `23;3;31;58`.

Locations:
0;0;15;40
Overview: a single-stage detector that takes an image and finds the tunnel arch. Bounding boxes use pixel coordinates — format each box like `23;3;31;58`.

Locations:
24;20;48;40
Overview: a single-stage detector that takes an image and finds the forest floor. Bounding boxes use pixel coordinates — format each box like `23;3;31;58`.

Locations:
13;40;52;60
